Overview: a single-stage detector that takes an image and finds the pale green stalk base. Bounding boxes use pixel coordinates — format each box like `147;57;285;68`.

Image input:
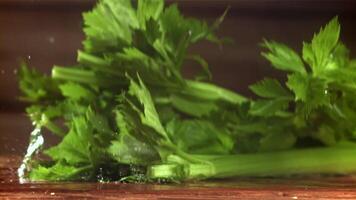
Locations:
148;145;356;180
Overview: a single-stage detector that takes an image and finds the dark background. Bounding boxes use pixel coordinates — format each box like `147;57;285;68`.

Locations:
1;0;356;154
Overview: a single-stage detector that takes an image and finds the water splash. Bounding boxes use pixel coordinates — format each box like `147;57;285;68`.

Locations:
96;167;105;183
17;126;44;183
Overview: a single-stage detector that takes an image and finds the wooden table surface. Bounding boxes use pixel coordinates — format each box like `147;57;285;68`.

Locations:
2;156;356;199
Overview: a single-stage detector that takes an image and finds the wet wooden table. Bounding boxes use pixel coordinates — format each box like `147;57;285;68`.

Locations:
2;156;356;199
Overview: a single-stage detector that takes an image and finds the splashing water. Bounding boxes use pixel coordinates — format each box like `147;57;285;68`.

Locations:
17;126;44;183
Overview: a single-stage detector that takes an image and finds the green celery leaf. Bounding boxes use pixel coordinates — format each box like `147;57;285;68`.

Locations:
286;73;309;101
86;107;113;135
302;42;314;70
321;68;356;84
166;119;234;154
59;82;95;101
287;73;329;113
18;63;60;101
26;105;62;124
45;117;94;165
262;40;306;74
305;17;341;74
127;76;170;141
158;4;216;68
112;47;179;84
109;136;159;165
142;18;162;46
82;0;139;53
45;108;111;166
160;4;210;47
25;104;66;137
29;161;92;181
250;78;291;98
249;99;290;117
170;94;218;117
108;110;159;165
249;78;292;117
324;42;350;70
85;107;115;147
137;0;164;29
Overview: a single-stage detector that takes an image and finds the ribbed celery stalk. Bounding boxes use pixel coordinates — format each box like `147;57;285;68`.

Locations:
148;145;356;180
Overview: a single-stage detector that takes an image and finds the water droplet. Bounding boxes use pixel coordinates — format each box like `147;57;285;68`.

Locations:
13;69;18;75
28;55;31;60
50;192;55;196
324;90;328;95
48;36;55;44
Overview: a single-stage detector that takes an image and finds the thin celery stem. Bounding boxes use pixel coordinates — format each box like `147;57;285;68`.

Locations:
52;66;99;85
185;80;247;104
